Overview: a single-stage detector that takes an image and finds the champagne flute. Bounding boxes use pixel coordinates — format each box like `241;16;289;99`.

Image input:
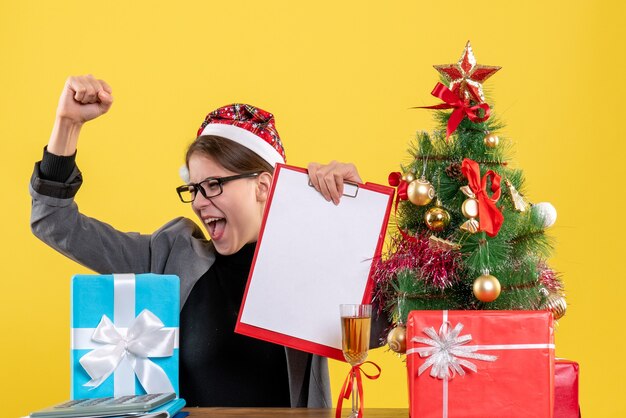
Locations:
340;304;372;418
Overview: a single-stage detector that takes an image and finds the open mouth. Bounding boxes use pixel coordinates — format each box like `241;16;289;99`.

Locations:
204;217;226;241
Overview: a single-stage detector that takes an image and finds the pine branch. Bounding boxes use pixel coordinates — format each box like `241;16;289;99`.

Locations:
409;154;509;167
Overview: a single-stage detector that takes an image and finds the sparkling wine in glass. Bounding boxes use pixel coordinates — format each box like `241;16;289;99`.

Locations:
340;304;372;417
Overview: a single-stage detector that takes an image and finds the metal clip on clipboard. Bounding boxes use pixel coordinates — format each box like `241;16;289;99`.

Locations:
308;179;360;198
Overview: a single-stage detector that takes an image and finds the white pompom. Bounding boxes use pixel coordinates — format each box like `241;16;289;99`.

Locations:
179;165;190;183
532;202;557;228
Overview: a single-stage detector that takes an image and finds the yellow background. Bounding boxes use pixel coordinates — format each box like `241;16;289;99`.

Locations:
1;1;624;416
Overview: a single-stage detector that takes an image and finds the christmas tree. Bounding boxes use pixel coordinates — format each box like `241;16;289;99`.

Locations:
374;42;566;354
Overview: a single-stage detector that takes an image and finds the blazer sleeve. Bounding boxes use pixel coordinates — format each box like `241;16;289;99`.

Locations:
29;161;152;274
370;299;390;349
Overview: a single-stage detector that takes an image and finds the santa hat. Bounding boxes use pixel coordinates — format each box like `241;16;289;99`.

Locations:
181;104;286;182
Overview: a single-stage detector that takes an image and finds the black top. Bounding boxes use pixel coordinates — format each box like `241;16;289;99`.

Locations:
39;147;76;182
179;242;291;407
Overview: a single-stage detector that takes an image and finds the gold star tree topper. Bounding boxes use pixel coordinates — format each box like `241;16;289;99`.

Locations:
434;41;501;104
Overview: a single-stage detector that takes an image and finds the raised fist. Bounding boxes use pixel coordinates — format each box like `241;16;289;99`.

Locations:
56;75;113;124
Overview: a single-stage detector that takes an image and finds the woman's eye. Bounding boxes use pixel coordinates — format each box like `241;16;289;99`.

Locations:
206;181;220;191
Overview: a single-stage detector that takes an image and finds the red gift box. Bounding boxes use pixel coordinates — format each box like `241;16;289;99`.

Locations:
554;359;580;418
407;310;555;418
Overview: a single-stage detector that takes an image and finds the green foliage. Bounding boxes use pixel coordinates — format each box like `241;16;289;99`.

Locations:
387;269;468;324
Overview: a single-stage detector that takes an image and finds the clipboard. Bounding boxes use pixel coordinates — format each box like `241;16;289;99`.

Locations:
235;164;394;361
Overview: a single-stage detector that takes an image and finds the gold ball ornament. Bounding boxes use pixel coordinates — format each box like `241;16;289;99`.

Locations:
473;273;501;302
387;325;407;354
424;206;451;232
543;293;567;320
407;177;435;206
403;172;416;182
483;132;500;148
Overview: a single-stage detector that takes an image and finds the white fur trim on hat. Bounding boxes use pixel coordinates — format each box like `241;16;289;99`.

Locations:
179;165;190;183
199;123;285;167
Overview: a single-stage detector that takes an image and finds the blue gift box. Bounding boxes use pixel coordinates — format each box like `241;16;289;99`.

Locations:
70;274;180;399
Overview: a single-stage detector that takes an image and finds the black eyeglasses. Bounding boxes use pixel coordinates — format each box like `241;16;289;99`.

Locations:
176;172;262;203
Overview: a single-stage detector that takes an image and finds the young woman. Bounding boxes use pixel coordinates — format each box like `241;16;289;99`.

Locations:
29;75;369;408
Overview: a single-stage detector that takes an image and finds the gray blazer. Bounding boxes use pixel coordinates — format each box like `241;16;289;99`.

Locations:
29;163;332;408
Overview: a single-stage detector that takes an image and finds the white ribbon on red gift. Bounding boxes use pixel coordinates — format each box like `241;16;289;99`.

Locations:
410;321;498;379
406;310;555;418
71;274;178;396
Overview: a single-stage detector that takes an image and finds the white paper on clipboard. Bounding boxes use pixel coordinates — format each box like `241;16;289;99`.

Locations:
235;164;393;360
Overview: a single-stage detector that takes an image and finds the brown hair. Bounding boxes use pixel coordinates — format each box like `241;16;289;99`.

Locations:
185;135;274;175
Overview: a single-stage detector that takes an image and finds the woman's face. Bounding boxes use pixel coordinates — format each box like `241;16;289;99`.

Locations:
188;153;269;255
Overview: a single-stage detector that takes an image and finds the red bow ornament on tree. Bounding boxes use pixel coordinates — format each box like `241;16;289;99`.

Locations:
417;83;491;140
460;158;504;237
388;172;409;213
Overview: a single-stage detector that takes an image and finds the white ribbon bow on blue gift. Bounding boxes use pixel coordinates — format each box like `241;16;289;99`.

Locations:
79;309;176;394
